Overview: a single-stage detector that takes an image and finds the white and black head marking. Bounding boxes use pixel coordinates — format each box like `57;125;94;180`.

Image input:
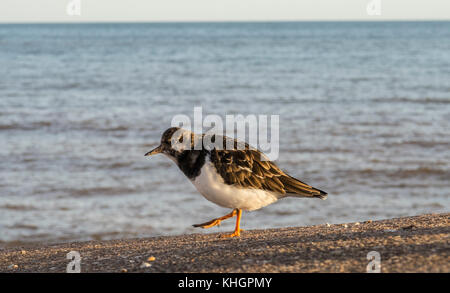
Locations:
145;127;207;179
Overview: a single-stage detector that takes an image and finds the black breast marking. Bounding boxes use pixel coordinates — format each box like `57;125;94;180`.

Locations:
177;150;207;180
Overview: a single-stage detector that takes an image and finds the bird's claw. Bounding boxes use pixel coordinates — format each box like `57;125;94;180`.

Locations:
219;229;244;238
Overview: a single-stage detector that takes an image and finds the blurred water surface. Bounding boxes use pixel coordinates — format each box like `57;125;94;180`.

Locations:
0;22;449;245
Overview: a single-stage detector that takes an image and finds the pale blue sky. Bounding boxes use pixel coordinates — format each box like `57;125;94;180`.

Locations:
0;0;449;23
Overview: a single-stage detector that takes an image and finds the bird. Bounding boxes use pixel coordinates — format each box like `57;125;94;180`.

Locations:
145;127;327;238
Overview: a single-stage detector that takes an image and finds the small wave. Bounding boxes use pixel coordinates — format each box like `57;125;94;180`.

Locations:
339;167;449;180
62;186;138;197
56;82;83;90
77;120;130;132
372;97;450;104
383;140;450;148
7;223;38;230
0;121;52;131
99;126;129;132
98;162;134;169
341;121;401;127
284;147;352;154
380;183;440;188
347;77;372;82
272;210;298;216
391;167;449;179
0;120;130;132
0;204;37;211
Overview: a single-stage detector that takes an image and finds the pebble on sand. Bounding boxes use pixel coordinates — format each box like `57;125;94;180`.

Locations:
140;262;151;269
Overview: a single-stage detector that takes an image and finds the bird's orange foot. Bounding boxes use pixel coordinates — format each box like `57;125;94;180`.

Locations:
220;229;244;238
192;210;238;229
192;219;221;229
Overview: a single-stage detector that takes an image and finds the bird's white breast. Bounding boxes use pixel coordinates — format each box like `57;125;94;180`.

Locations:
192;158;279;211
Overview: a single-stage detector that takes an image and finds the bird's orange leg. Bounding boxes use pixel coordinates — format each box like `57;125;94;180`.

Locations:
192;209;237;229
220;209;243;238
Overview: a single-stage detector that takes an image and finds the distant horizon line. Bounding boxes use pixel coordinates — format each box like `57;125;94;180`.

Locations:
0;19;449;25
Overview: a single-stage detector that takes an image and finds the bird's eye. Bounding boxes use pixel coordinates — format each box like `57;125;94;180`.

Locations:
179;135;183;143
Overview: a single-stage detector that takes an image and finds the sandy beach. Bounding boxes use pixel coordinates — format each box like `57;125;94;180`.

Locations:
0;213;448;273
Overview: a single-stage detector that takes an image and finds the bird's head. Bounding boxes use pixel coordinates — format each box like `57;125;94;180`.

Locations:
145;127;200;159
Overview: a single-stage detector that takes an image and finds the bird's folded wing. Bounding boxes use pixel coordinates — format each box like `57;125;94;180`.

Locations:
209;141;327;199
209;147;285;194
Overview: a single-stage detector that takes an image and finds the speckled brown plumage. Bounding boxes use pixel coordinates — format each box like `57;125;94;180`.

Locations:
208;135;327;199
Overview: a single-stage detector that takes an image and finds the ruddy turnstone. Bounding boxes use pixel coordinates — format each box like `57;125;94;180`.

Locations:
145;127;327;238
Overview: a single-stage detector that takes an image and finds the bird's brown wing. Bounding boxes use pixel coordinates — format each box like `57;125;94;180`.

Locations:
209;144;327;199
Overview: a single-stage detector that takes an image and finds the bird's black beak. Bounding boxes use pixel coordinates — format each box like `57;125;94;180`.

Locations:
145;145;163;156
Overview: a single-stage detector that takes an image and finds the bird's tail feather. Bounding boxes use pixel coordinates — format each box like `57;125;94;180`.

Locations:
280;175;328;200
